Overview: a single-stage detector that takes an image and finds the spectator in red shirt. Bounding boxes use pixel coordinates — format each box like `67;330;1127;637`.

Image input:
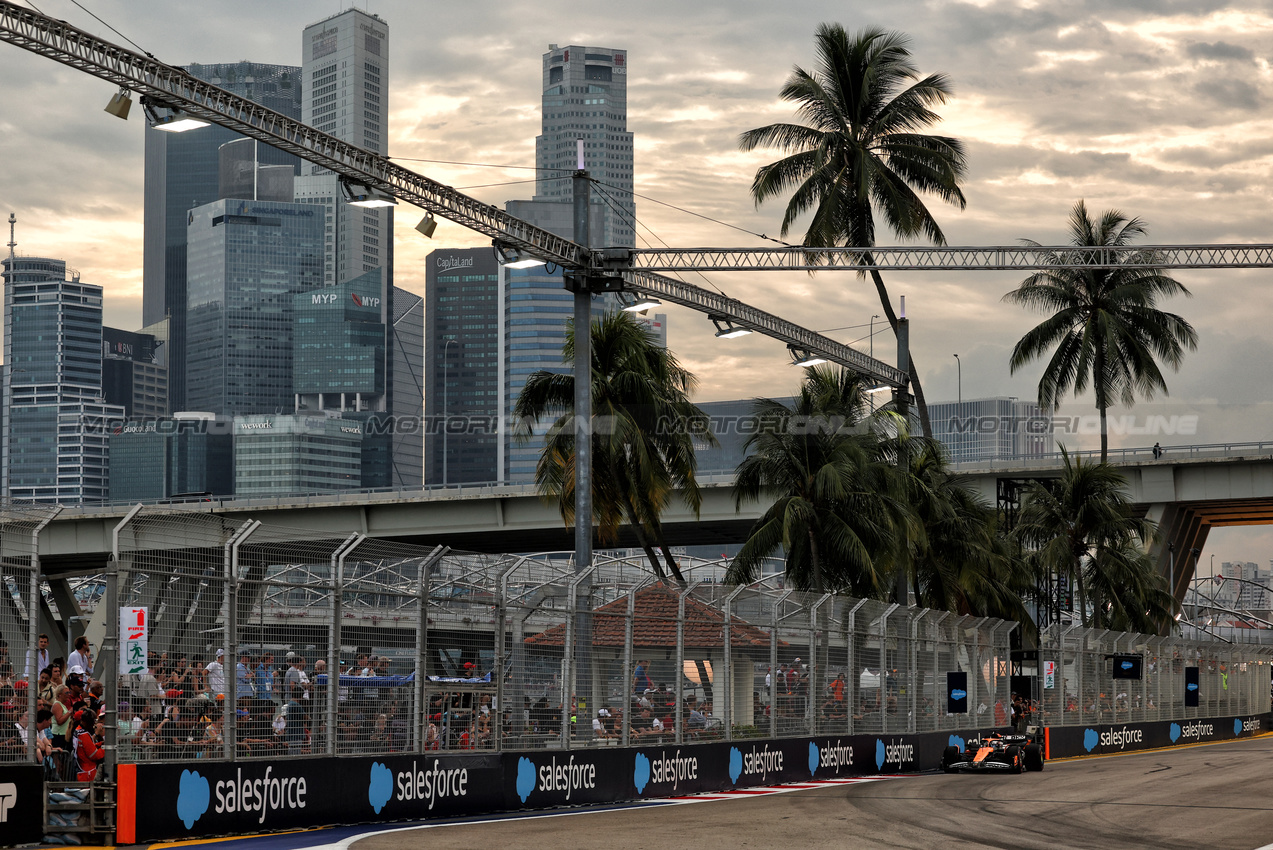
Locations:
73;709;105;781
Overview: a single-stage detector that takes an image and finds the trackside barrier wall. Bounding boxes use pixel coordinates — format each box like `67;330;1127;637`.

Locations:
113;710;1273;843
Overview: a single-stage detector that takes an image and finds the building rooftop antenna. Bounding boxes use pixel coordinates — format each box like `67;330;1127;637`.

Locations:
5;212;14;283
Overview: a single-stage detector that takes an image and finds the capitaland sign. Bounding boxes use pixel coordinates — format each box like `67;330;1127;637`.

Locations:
436;256;475;271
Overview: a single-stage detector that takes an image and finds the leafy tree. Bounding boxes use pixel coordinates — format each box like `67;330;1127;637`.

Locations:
728;366;901;595
513;311;714;583
1005;201;1198;462
738;24;968;438
1015;447;1173;633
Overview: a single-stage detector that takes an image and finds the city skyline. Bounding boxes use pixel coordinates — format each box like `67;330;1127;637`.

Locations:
2;2;1273;545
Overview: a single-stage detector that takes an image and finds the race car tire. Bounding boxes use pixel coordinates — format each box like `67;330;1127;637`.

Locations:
1006;745;1024;773
942;745;959;773
1024;743;1044;772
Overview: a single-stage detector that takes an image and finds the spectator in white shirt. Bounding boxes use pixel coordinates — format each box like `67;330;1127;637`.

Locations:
67;637;92;678
205;649;226;698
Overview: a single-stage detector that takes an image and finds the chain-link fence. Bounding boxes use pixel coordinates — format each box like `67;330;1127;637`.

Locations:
1031;624;1273;728
5;505;1270;767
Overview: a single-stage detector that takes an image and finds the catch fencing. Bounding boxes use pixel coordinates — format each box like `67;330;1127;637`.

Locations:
1030;624;1273;727
3;507;1269;769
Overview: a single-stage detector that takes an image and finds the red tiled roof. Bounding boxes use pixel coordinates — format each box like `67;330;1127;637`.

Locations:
524;583;773;649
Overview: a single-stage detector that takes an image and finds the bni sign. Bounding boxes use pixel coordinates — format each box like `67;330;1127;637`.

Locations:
121;607;148;675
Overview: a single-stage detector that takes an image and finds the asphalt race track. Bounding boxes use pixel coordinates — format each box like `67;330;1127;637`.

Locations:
347;736;1273;850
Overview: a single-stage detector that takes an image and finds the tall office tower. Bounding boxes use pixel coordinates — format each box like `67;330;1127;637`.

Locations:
389;286;424;488
929;397;1053;463
2;251;124;503
292;271;387;414
300;8;392;289
108;414;234;501
425;248;499;485
184;198;323;415
500;44;638;483
142;62;303;412
102;326;168;418
534;45;634;247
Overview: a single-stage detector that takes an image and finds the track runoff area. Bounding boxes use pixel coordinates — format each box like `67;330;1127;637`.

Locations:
138;732;1273;850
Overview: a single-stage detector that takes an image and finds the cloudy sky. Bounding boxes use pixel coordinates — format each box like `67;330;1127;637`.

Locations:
0;0;1271;563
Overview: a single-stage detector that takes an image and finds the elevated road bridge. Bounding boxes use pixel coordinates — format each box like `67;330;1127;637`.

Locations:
32;442;1273;602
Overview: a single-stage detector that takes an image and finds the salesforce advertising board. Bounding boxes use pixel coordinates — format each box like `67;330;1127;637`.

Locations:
128;754;503;841
126;715;1269;841
1046;712;1269;759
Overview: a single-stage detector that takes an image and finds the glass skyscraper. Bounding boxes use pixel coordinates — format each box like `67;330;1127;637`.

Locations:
389;286;423;488
293;270;386;410
142;61;303;411
425;248;499;485
2;255;124;503
184;199;323;415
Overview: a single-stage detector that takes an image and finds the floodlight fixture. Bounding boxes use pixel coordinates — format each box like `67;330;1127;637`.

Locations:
142;97;210;133
864;384;892;394
339;178;397;208
493;241;545;269
104;88;132;120
415;212;438;238
788;345;828;367
711;315;751;339
619;291;661;312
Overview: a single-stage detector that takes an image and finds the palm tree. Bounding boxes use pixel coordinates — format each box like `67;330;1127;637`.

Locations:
1015;447;1173;632
1005;201;1198;462
728;366;901;595
738;24;969;438
893;435;1034;624
513;311;714;583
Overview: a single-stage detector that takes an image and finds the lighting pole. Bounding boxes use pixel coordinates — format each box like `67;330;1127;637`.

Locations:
441;338;456;486
953;353;961;405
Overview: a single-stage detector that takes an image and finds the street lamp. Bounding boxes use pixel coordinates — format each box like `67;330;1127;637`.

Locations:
441;339;456;486
953;353;961;404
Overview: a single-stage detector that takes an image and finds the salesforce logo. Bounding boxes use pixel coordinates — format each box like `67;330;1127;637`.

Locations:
1178;721;1214;741
875;739;914;771
1170;722;1182;743
1186;682;1199;692
729;744;783;784
516;757;536;803
948;735;966;751
634;753;650;794
1235;718;1244;737
176;770;210;829
369;763;392;814
950;689;967;701
517;755;597;803
375;760;469;812
1083;728;1099;752
811;740;854;776
1098;727;1143;751
1242;718;1262;734
1120;661;1134;671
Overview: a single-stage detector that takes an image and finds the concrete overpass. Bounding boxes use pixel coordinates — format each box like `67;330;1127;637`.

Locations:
29;442;1273;601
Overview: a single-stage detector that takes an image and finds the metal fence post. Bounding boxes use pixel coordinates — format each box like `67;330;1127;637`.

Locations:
621;588;635;746
224;520;260;760
416;546;443;753
722;585;747;740
845;599;865;735
770;590;790;739
26;507;60;764
495;555;521;753
675;582;700;745
329;533;363;756
105;504;141;779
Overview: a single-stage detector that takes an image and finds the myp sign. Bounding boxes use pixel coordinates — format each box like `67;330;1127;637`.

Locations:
947;671;968;714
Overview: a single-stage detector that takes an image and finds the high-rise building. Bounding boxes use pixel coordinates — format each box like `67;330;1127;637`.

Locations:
389;286;423;488
184;198;323;415
142;61;303;411
425;248;499;485
299;8;392;289
2;253;124;503
108;414;233;501
533;44;634;247
499;44;638;483
930;397;1052;463
233;413;363;496
102;325;168;418
293;271;387;413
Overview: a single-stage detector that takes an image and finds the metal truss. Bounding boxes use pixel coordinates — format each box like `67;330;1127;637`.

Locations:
625;245;1273;272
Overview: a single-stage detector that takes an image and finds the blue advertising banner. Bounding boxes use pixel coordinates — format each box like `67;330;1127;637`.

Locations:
947;671;969;714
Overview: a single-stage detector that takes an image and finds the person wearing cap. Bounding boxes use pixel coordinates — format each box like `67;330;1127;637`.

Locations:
67;636;91;679
205;649;226;699
592;707;613;739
